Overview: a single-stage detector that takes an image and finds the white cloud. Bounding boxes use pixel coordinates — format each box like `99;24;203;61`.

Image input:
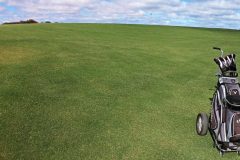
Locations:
5;0;92;13
1;0;240;29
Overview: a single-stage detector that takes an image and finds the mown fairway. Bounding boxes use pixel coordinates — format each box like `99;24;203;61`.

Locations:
1;23;240;160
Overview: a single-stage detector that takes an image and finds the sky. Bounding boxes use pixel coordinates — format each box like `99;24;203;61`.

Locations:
0;0;240;29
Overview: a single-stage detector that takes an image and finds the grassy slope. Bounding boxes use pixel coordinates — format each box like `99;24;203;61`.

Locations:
1;23;240;160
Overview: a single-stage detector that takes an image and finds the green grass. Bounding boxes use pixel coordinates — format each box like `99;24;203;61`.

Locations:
1;23;240;160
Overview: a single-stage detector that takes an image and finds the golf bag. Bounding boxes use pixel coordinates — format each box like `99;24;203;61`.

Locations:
196;47;240;156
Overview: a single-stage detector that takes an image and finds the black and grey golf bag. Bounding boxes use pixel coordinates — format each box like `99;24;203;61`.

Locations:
196;47;240;156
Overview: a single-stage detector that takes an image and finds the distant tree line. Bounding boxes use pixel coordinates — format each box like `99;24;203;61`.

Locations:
3;19;38;25
2;19;58;25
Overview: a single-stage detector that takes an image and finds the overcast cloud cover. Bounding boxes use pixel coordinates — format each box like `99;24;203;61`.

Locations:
0;0;240;29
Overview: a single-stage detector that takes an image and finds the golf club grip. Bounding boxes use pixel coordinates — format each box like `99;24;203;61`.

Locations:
213;47;221;50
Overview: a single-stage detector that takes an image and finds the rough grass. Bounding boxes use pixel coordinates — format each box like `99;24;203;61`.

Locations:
1;23;240;159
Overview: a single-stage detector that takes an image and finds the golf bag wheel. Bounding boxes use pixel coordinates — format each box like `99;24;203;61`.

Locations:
196;113;209;136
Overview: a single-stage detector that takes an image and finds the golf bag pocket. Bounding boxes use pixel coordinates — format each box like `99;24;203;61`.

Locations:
211;108;217;129
233;113;240;135
225;84;240;96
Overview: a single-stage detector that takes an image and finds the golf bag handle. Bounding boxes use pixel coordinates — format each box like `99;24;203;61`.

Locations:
213;47;224;57
213;47;221;51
